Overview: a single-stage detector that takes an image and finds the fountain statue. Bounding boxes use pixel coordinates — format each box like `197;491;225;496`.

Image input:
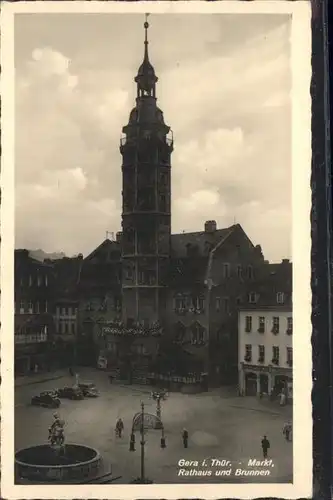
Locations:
15;412;102;483
48;413;65;448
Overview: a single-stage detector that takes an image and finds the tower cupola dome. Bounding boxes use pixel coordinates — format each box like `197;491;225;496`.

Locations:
135;17;158;97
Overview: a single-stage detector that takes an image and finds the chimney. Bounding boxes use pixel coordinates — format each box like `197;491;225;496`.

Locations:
282;259;290;264
204;220;217;233
116;231;123;243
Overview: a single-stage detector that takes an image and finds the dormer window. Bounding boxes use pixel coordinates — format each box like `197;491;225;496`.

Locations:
248;292;257;304
276;292;285;304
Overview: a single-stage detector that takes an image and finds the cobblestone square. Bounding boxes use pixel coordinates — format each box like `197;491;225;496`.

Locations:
15;368;293;483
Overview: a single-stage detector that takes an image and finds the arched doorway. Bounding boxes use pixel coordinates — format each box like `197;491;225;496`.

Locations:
245;372;257;396
259;374;268;394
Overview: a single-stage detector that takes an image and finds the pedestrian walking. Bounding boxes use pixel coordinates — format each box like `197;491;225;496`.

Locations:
261;435;270;458
116;418;124;438
182;428;189;449
280;392;286;406
283;421;292;441
129;432;135;451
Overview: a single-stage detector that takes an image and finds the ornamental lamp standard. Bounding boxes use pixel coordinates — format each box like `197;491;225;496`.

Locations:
129;400;166;483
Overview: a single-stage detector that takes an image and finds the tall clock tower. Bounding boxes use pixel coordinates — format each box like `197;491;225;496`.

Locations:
120;18;173;331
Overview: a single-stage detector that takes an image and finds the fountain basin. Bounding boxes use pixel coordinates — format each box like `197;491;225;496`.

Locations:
15;444;101;483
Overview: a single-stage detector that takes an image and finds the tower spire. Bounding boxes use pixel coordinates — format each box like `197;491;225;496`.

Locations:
135;13;158;97
144;13;149;61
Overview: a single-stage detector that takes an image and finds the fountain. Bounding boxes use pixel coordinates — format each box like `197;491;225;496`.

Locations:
15;414;102;484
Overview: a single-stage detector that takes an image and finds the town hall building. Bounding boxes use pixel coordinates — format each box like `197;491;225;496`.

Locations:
75;20;270;387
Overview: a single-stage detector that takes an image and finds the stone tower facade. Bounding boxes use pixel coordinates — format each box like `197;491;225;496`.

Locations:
120;19;173;331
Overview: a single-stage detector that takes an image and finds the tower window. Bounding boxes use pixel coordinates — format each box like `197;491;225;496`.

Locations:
222;263;230;278
160;173;167;186
159;194;167;212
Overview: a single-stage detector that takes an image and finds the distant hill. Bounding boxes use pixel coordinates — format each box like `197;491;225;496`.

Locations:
29;249;66;262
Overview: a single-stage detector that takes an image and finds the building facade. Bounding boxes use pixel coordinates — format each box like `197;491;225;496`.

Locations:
51;256;83;367
72;21;269;385
14;250;55;374
238;261;293;397
76;239;122;368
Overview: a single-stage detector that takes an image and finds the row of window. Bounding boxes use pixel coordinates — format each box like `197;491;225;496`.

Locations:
15;332;48;344
175;293;287;313
15;301;49;314
85;301;121;312
244;344;293;366
56;306;77;317
222;263;254;279
107;342;148;355
248;292;286;305
56;321;76;335
245;315;292;335
175;297;205;312
19;275;49;287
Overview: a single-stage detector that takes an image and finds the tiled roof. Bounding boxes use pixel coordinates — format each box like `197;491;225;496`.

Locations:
242;261;292;309
170;225;235;258
78;261;121;290
51;257;83;298
169;257;208;287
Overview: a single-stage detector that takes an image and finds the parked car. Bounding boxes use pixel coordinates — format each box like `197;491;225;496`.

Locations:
56;386;84;400
78;382;99;397
31;392;61;408
41;390;58;398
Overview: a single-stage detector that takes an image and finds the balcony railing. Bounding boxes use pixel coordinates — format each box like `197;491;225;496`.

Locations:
15;333;48;344
120;136;173;148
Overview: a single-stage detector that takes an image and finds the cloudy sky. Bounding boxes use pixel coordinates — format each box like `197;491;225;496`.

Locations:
15;12;292;262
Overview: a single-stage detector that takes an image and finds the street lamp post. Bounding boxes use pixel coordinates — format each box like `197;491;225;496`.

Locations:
205;277;213;386
156;395;161;421
140;402;145;483
130;400;166;482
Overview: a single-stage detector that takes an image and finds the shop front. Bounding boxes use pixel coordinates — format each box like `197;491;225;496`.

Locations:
239;362;293;400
